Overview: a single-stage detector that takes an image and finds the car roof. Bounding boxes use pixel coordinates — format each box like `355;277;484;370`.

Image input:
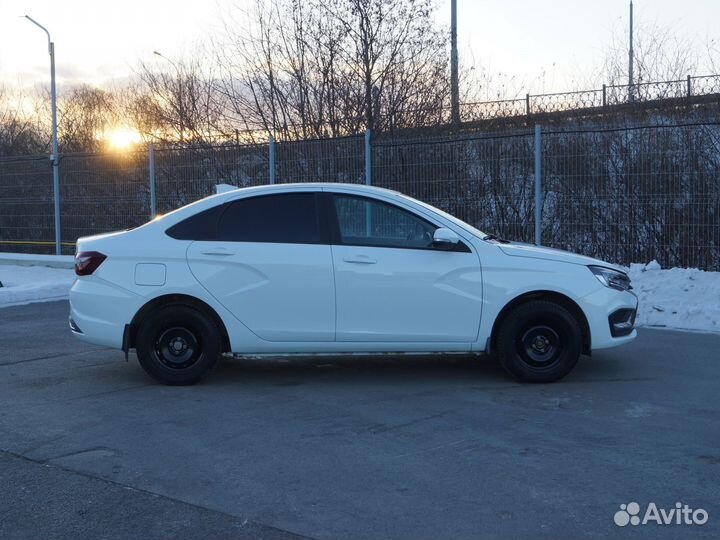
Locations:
152;183;404;227
223;182;401;197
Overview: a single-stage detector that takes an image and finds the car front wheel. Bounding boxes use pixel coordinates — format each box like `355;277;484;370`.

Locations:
497;300;582;383
136;304;221;385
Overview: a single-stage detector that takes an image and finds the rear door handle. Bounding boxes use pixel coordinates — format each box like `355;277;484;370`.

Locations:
201;247;235;256
343;255;377;264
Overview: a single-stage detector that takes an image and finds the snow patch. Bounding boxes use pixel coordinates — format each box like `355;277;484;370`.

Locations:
0;252;74;268
0;265;76;308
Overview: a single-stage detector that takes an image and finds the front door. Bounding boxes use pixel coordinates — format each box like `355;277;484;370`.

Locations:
328;194;482;343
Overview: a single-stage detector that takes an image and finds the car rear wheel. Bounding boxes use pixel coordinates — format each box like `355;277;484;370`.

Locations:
497;300;582;383
136;305;221;385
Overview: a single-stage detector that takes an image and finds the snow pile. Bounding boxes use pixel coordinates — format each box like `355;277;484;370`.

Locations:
0;264;75;308
627;261;720;333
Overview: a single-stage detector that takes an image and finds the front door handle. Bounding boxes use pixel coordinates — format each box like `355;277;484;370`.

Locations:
343;255;377;264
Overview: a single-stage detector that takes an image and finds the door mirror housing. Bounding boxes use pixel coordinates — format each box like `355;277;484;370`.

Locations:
432;227;461;250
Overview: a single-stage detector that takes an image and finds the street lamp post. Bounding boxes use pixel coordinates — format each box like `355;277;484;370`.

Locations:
23;15;61;255
153;51;184;142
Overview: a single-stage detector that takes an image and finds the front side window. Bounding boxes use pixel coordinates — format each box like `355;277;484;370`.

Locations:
333;195;437;249
218;193;321;244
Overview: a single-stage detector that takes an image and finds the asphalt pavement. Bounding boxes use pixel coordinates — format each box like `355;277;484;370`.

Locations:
1;300;718;540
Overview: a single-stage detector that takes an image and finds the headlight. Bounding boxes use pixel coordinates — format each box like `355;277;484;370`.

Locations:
588;265;632;291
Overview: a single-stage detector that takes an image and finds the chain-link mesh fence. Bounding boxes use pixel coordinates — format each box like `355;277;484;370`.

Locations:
60;151;149;253
0;156;55;254
373;131;536;242
153;143;269;214
541;124;720;270
275;135;365;184
1;122;719;268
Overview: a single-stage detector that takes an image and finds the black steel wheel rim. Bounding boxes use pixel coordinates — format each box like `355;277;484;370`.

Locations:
518;325;562;368
154;326;202;370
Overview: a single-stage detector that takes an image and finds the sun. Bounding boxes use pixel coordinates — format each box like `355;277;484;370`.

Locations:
105;126;142;150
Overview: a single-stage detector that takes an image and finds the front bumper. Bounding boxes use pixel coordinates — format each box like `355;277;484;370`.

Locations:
609;307;637;337
580;287;638;350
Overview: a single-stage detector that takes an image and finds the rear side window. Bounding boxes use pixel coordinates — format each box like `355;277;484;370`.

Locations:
166;204;224;240
217;193;322;244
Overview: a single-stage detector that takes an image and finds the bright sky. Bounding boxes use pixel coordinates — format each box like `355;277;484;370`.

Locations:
0;0;717;93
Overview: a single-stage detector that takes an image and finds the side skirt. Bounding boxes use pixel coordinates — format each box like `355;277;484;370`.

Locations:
227;351;485;360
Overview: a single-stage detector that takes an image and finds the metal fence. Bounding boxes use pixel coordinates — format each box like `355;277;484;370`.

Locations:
1;122;719;270
540;124;720;269
152;143;269;214
438;74;720;123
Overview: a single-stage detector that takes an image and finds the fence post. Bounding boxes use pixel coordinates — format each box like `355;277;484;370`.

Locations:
268;136;276;184
364;129;373;235
526;94;531;116
602;84;607;108
687;75;692;97
534;124;542;246
52;154;61;255
149;143;156;219
364;129;372;185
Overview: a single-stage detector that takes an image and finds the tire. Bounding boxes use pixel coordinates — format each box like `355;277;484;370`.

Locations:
135;304;222;385
497;300;582;383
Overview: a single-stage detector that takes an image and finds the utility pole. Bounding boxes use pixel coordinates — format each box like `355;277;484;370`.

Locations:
450;0;460;125
628;0;635;101
24;16;61;255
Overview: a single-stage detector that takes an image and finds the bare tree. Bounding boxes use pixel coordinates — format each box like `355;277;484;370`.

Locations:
130;54;224;144
57;86;117;152
706;39;720;74
2;81;150;156
0;86;47;155
602;20;698;86
329;0;449;130
214;0;451;139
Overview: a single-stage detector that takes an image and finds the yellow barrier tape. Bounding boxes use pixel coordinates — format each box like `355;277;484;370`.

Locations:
0;240;76;246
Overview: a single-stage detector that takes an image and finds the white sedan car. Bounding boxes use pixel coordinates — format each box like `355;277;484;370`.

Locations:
69;183;638;384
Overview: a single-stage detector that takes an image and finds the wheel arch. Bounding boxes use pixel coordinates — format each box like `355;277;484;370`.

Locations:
489;290;591;355
126;294;231;353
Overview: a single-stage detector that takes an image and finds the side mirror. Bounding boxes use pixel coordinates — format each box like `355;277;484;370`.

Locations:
432;227;461;250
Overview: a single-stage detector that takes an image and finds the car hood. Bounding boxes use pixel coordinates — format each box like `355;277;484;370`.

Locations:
498;242;625;272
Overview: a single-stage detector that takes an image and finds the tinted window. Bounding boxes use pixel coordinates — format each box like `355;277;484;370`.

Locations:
166;204;224;240
333;195;437;249
218;193;321;244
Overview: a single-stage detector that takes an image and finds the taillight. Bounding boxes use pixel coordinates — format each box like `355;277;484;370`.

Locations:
75;251;107;276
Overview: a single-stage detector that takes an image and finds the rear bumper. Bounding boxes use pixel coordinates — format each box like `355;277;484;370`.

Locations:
69;277;142;349
580;287;639;350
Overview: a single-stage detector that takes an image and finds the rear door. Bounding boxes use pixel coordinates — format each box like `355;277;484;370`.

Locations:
186;191;335;342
